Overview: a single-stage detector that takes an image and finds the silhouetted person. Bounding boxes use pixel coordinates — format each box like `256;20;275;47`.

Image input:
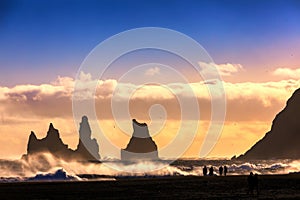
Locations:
224;166;228;176
247;172;254;195
203;165;208;176
253;173;259;195
209;166;214;176
219;166;223;176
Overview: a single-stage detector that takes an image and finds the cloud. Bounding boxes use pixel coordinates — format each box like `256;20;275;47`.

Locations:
0;77;74;102
0;74;300;159
0;73;299;122
217;63;243;76
97;79;118;99
145;67;160;76
71;71;118;101
223;80;299;106
272;67;300;79
199;62;243;77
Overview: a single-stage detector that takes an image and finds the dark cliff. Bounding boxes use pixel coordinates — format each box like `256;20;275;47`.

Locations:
236;88;300;160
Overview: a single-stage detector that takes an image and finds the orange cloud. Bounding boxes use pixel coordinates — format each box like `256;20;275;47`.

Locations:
1;74;299;121
0;74;299;159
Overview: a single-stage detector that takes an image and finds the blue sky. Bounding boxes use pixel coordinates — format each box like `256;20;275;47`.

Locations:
1;0;300;159
1;0;300;85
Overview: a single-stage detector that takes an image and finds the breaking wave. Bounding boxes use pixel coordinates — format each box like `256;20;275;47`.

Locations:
0;153;299;182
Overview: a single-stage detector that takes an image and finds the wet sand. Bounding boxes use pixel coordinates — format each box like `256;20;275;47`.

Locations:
1;174;300;199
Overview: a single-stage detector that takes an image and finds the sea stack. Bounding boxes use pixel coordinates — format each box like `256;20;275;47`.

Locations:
121;119;159;161
25;116;100;161
236;88;300;160
75;116;100;160
27;123;72;159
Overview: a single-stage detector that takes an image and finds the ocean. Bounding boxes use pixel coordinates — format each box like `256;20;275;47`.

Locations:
0;154;299;182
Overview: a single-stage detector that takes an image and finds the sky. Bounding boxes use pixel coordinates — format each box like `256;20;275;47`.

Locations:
0;0;300;159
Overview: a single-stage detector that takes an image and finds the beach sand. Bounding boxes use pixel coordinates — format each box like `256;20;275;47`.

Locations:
1;174;300;199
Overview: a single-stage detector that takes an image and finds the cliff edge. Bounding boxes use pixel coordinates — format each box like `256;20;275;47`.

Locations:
236;88;300;160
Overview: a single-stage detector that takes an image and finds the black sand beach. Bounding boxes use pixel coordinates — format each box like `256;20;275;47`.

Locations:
1;174;299;199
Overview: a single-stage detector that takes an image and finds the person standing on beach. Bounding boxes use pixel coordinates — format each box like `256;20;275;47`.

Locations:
224;166;228;176
219;166;223;176
209;166;214;176
253;173;259;195
247;172;254;194
203;166;208;176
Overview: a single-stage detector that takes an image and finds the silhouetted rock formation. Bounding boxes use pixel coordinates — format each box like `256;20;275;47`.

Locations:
25;116;100;161
75;116;100;160
236;89;300;160
121;119;159;161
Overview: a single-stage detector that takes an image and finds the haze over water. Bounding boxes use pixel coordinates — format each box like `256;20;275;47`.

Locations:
1;1;300;185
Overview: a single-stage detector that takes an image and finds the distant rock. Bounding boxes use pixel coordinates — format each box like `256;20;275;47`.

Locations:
236;88;300;160
24;116;100;162
75;116;100;160
26;123;73;159
121;119;159;161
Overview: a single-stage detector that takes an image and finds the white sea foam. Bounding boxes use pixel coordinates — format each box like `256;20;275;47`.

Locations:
0;153;299;182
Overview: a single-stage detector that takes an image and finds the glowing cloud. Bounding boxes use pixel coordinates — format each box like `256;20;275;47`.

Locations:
199;62;243;77
0;74;299;159
272;67;300;79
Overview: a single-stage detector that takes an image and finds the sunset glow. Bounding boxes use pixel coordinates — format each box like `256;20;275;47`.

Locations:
1;0;300;160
